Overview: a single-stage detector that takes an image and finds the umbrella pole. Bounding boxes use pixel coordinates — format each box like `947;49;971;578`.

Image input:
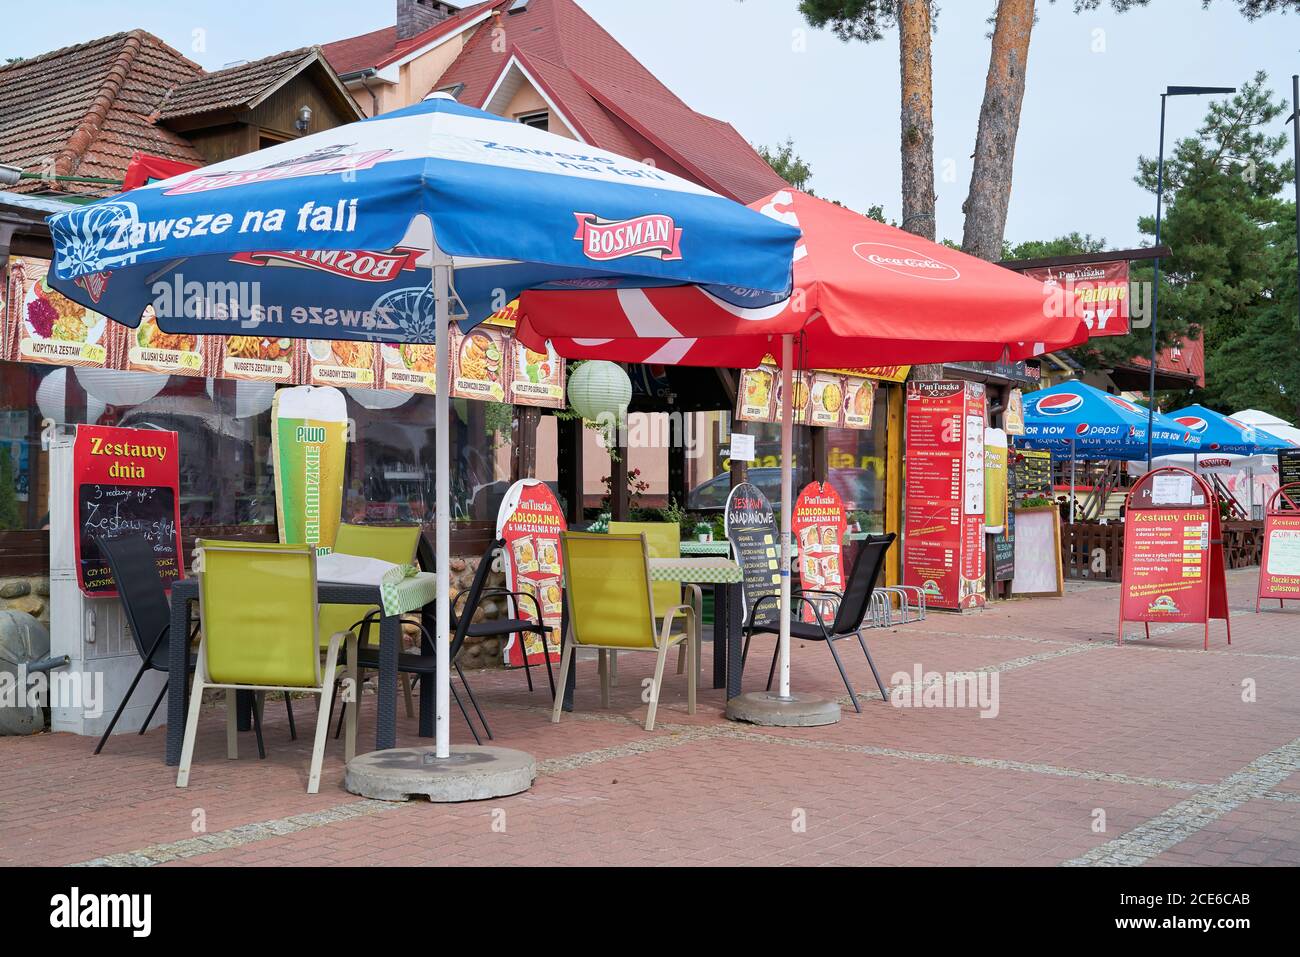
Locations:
1069;440;1076;525
433;253;452;760
777;334;794;699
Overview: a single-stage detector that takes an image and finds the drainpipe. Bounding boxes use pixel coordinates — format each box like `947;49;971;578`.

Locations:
340;68;381;116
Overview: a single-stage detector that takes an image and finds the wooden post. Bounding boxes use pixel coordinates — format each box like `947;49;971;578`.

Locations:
611;428;630;520
811;428;828;484
513;407;539;480
668;425;687;507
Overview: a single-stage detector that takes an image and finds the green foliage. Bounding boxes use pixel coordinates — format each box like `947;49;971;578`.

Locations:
756;138;815;191
797;1;903;41
0;451;19;531
1067;0;1300;15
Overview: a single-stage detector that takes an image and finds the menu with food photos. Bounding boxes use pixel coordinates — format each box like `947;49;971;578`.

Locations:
496;479;567;668
736;362;878;431
792;481;847;623
3;256;120;369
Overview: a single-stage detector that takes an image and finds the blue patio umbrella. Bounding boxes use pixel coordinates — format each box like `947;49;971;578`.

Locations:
1020;381;1201;521
45;93;799;763
1165;404;1292;456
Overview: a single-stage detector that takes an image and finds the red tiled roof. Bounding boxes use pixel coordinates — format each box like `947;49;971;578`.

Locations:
1127;334;1206;388
321;0;509;76
438;0;787;203
0;31;206;196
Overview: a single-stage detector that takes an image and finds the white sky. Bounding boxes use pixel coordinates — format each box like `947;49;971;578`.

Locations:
5;0;1297;248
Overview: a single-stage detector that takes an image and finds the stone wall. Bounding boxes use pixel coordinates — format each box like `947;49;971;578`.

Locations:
0;576;49;626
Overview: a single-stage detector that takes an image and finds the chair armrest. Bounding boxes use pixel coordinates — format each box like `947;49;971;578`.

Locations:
478;587;546;627
657;603;697;647
746;593;832;634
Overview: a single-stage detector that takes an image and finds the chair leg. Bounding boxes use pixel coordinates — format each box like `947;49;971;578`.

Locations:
825;638;860;713
741;630;753;671
542;638;558;699
400;673;415;719
645;642;671;732
451;682;481;745
676;641;686;675
521;645;535;692
551;640;575;724
93;658;150;754
138;678;168;735
855;630;890;701
285;694;297;741
455;661;493;740
766;638;779;692
176;674;207;788
598;649;610;709
607;649;617;686
308;641;342;794
686;633;697;717
251;691;267;760
334;701;347;741
344;635;358;762
225;689;240;759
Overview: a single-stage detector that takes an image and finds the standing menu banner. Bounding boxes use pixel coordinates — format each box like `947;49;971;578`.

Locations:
1279;449;1300;489
725;482;781;627
72;424;182;597
792;482;847;623
1021;259;1130;337
903;380;987;610
1257;483;1300;610
496;479;566;668
271;386;347;555
1119;469;1230;649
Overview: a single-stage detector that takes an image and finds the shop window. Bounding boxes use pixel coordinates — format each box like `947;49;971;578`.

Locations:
826;385;889;532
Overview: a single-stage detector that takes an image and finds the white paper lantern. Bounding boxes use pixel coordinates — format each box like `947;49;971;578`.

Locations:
567;360;631;423
36;368;107;424
74;367;167;406
205;379;276;419
347;388;413;411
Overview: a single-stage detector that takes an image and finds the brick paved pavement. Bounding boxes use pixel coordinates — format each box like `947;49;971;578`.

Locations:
1;568;1295;867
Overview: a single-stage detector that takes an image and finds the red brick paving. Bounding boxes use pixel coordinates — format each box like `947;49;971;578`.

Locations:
1;568;1296;866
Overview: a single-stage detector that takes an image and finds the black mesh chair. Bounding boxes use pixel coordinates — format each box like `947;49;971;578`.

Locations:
740;532;896;712
94;535;295;756
339;536;505;743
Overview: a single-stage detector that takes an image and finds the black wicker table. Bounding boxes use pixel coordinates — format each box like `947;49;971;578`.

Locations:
165;578;421;766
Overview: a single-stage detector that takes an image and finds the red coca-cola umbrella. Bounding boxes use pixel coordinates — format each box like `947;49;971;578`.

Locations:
517;189;1088;369
517;189;1089;718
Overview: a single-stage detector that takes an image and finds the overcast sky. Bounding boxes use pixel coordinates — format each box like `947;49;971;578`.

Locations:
5;0;1297;248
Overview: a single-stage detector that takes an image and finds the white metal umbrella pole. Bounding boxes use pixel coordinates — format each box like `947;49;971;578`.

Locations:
777;334;794;699
1069;440;1076;525
433;251;452;759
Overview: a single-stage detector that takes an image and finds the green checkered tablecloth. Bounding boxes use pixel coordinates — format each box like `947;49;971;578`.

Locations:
680;540;732;556
378;566;437;616
649;557;742;584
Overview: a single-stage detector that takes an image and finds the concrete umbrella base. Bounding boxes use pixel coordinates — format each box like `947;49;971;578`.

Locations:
345;746;536;802
724;691;841;727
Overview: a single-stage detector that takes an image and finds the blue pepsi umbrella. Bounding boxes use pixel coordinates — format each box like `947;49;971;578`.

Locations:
45;93;799;765
1021;381;1201;458
1166;404;1291;455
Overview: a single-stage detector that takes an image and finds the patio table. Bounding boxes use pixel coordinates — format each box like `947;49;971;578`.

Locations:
561;556;744;708
164;571;437;766
679;540;731;557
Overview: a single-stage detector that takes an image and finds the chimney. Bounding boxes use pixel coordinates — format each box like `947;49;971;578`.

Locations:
397;0;458;41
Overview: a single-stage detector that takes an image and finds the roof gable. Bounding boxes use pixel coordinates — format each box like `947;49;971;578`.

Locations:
321;0;509;76
436;0;787;203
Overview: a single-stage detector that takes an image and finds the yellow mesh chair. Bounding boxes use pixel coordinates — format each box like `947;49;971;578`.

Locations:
551;532;695;732
608;521;701;680
320;524;422;716
178;540;358;794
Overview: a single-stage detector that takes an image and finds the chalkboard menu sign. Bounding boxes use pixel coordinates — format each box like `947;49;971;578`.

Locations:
1280;449;1300;489
1012;448;1053;502
72;425;183;596
992;508;1016;582
725;481;781;627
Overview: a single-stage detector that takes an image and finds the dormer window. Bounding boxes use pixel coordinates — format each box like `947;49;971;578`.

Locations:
517;110;548;131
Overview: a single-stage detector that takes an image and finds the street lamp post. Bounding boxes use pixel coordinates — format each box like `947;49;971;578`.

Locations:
1146;85;1236;469
1287;75;1299;353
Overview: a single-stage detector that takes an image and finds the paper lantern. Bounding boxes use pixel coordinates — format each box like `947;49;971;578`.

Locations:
74;367;167;406
36;368;108;424
205;379;276;419
567;360;631;424
347;388;413;411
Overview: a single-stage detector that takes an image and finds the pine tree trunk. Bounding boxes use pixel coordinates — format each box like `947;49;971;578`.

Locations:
898;0;935;240
961;0;1035;260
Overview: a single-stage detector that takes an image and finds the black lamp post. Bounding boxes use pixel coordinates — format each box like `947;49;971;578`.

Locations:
1147;85;1236;469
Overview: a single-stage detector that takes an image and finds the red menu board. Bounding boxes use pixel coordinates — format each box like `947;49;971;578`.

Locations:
72;424;183;597
1119;469;1230;649
1257;484;1300;611
496;479;566;668
903;380;986;610
793;482;847;623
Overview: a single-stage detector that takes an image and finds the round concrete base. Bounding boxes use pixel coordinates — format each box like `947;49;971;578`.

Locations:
724;691;841;727
345;745;536;803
